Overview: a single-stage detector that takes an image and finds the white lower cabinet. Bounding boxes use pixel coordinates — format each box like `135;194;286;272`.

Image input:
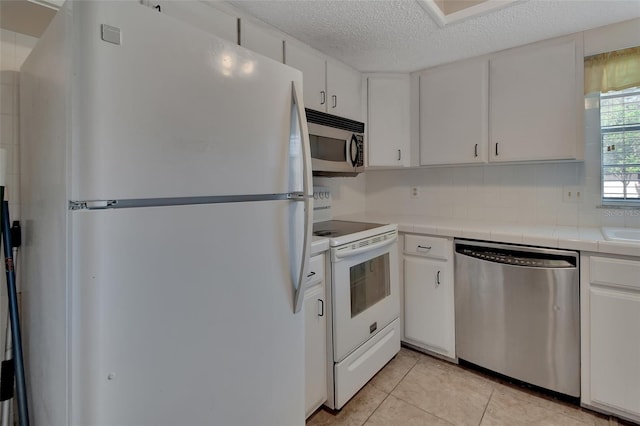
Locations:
582;255;640;423
304;253;327;418
402;235;455;359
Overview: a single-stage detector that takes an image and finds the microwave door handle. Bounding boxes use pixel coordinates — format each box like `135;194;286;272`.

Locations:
349;135;358;167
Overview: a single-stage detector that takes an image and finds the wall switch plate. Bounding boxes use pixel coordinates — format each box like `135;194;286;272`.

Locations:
411;187;419;199
563;186;584;203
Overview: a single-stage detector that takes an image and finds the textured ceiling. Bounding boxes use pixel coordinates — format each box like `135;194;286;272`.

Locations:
226;0;640;72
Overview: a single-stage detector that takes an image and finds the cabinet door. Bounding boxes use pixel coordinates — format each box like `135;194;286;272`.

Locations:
403;257;455;358
285;42;326;112
367;75;410;167
489;38;579;162
304;281;327;417
420;59;488;165
240;19;283;63
590;286;640;416
327;59;362;121
150;1;238;44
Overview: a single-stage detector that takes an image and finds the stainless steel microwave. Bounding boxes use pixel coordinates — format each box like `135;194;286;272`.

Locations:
306;109;365;177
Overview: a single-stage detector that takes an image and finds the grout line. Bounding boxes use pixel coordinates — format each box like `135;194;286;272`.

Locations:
360;393;389;426
478;388;494;426
383;355;455;425
386;356;419;394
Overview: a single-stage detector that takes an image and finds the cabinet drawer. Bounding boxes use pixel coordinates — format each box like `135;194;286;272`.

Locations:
306;254;325;287
591;257;640;290
404;235;451;260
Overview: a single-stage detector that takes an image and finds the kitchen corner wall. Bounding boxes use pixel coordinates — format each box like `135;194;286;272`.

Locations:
364;19;640;230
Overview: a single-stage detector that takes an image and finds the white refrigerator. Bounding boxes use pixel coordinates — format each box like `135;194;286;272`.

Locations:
19;2;312;425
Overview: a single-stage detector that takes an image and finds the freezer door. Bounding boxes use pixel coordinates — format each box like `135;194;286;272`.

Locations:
70;202;304;425
70;1;305;200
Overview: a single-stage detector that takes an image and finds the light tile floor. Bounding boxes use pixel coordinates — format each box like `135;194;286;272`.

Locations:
307;347;629;426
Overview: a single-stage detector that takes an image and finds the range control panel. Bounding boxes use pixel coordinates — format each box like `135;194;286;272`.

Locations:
313;186;332;223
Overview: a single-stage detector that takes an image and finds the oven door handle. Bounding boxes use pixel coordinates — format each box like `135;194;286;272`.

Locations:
334;235;397;259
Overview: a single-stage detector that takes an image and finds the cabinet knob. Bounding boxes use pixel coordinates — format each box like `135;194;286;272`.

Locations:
397;149;402;161
436;270;441;286
474;144;478;158
320;91;326;105
495;142;499;156
318;299;324;317
332;95;337;109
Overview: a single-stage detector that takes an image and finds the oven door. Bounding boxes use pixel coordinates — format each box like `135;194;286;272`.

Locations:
331;237;399;362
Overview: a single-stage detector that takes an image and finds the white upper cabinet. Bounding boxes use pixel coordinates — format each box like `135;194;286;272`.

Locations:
285;42;362;121
367;75;411;167
489;36;583;162
419;59;488;166
239;19;283;63
148;1;238;44
417;34;583;166
285;41;327;112
326;59;362;121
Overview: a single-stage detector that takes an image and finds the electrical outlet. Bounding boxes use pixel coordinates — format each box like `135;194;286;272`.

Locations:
411;187;419;199
563;186;584;203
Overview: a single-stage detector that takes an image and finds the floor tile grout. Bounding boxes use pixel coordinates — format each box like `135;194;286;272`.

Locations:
362;352;420;425
360;392;390;426
382;355;457;426
477;388;495;426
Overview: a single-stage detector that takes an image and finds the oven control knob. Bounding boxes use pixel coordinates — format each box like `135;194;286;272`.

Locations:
313;193;318;200
324;192;330;198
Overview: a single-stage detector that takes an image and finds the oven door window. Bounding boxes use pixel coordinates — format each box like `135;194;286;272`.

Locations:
350;253;390;318
309;134;347;162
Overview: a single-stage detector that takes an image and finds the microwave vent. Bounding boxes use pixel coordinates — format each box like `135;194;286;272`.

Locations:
305;109;365;133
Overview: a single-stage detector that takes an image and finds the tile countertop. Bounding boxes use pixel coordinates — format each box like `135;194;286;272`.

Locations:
334;213;640;258
311;236;330;256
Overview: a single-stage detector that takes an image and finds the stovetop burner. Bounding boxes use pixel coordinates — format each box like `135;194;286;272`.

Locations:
313;220;385;239
313;230;335;237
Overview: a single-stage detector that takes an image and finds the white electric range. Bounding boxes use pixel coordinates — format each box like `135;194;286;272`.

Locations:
312;187;400;410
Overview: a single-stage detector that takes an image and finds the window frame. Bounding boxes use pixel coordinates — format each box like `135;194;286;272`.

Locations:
599;86;640;207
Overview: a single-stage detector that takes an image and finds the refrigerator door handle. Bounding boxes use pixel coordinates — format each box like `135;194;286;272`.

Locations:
292;80;313;314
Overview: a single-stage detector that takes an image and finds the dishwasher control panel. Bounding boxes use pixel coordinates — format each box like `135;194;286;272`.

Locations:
457;245;576;268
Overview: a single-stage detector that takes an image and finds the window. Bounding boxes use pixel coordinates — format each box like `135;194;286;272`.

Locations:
585;46;640;206
600;87;640;204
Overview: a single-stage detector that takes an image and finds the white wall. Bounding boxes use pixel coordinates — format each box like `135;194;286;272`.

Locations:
0;28;35;218
0;27;38;357
363;18;640;229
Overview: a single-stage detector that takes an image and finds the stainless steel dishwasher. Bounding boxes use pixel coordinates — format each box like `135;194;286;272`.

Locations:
454;240;580;397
